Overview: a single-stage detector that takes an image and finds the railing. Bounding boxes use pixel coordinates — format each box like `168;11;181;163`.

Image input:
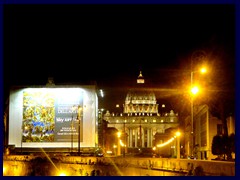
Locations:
4;155;235;176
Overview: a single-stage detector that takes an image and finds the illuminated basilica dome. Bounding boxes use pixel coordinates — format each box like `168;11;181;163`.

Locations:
123;71;159;115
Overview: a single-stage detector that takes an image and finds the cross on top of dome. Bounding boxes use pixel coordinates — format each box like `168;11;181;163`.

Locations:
137;71;144;84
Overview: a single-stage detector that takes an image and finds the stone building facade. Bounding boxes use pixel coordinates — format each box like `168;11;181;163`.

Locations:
103;72;179;155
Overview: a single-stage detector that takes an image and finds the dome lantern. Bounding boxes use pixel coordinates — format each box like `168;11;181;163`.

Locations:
137;71;144;84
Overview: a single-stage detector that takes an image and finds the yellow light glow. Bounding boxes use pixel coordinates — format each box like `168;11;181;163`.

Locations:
200;67;207;74
157;131;181;148
120;140;125;146
176;131;181;137
3;166;6;175
58;172;67;176
191;86;199;95
117;132;121;138
157;137;175;147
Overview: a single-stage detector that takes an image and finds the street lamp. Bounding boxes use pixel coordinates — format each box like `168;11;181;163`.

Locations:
175;131;181;159
190;67;207;157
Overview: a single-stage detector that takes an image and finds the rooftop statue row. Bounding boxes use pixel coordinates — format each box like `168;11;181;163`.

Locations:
104;110;178;117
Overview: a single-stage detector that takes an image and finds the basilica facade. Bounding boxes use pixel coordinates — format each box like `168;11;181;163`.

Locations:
103;72;180;156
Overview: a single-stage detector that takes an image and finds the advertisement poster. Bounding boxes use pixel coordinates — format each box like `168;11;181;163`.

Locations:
22;89;83;142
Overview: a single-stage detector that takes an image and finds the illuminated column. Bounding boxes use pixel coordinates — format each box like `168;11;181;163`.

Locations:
147;128;151;147
127;128;130;147
142;128;145;147
150;128;153;147
147;128;150;147
135;129;138;147
129;128;133;147
148;128;150;147
132;129;134;147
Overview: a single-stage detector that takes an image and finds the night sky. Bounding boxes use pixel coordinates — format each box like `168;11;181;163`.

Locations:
3;4;236;112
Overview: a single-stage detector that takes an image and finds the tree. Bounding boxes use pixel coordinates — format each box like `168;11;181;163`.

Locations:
212;135;223;157
212;134;235;160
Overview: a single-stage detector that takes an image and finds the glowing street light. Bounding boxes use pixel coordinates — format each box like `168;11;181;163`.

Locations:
190;67;207;157
175;131;181;137
191;86;199;95
190;67;207;89
200;67;207;74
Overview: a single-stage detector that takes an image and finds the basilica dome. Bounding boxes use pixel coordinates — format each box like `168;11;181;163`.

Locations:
123;71;159;115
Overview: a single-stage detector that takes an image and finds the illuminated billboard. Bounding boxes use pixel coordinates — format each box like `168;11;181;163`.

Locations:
9;86;98;149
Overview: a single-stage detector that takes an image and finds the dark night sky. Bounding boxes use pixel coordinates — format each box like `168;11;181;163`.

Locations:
3;4;236;112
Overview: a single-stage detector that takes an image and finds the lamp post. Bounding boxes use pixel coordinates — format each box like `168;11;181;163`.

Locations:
175;131;181;159
190;71;194;157
190;68;206;157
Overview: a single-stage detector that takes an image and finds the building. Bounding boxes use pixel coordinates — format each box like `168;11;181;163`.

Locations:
226;115;235;136
184;104;235;160
103;72;180;156
5;79;99;154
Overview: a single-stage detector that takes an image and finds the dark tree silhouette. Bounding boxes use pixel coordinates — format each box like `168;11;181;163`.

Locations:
212;134;235;160
212;135;223;156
